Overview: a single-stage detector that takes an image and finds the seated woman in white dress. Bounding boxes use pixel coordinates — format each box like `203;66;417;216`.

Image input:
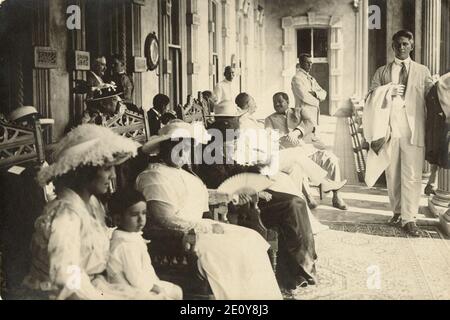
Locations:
23;124;159;300
136;120;282;300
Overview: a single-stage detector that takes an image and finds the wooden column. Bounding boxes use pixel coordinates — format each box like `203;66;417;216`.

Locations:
129;1;143;107
441;0;450;73
68;0;87;129
353;0;369;99
159;0;171;95
32;0;51;142
186;0;200;94
221;0;231;66
423;0;441;75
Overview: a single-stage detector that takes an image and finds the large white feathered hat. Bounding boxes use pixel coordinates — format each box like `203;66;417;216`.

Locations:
37;124;140;186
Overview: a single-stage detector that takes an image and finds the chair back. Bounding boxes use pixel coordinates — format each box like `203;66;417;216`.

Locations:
179;92;210;126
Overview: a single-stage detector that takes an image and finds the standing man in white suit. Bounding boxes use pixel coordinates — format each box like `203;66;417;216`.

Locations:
291;54;327;126
369;30;433;236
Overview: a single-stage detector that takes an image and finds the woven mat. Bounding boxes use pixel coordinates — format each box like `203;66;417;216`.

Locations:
292;223;450;300
326;222;444;239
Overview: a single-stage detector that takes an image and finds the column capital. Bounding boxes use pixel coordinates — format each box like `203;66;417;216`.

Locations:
281;16;293;29
186;13;201;26
187;62;200;75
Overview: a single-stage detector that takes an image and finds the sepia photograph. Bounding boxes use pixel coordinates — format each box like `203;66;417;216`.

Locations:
0;0;449;306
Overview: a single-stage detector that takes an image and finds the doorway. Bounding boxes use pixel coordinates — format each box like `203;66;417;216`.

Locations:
297;28;330;116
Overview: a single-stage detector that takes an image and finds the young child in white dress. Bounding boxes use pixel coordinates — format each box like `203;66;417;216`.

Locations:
106;189;183;300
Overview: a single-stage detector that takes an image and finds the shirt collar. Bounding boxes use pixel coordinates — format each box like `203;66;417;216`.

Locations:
112;229;147;242
151;108;161;117
394;56;411;66
299;68;310;76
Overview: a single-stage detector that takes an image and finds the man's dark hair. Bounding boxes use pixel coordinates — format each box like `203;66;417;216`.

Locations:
299;53;312;63
153;94;170;110
235;92;251;110
224;66;234;74
392;30;414;43
273;92;289;103
108;188;146;218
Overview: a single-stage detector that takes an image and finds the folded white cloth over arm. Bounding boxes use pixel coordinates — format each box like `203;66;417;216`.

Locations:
363;84;394;187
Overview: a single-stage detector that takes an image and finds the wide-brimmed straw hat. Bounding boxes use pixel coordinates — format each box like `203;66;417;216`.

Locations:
37;124;140;186
142;119;211;155
206;100;247;118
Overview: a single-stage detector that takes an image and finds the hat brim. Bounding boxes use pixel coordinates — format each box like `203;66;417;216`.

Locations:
108;152;133;166
141;135;172;155
205;110;247;118
9;106;40;122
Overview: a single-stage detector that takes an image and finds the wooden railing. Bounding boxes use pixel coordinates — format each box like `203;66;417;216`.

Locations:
348;97;369;183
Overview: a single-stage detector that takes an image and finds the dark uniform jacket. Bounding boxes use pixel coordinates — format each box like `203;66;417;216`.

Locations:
425;84;450;168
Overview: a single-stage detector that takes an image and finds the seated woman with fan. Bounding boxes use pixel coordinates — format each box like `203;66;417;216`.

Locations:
135;120;282;300
194;101;319;294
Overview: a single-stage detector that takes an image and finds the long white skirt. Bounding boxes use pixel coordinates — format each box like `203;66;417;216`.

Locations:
194;223;282;300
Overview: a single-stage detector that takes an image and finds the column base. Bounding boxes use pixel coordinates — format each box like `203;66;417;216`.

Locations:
428;198;449;217
439;212;450;236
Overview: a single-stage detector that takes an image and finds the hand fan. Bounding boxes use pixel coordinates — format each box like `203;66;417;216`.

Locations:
217;173;274;196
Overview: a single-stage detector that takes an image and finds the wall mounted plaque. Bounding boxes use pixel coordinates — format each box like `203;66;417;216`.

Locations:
133;56;147;73
34;47;58;69
74;50;90;71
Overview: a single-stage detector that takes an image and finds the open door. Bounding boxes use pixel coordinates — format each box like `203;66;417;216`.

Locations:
297;28;330;116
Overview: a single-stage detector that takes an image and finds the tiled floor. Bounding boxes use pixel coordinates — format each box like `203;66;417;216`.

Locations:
314;115;439;227
292;116;450;300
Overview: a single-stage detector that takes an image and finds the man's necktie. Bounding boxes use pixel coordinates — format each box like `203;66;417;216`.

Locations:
399;62;408;95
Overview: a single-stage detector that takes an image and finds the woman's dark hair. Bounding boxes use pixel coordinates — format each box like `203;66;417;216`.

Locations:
53;165;98;194
158;138;193;167
108;188;146;218
273;92;289;103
